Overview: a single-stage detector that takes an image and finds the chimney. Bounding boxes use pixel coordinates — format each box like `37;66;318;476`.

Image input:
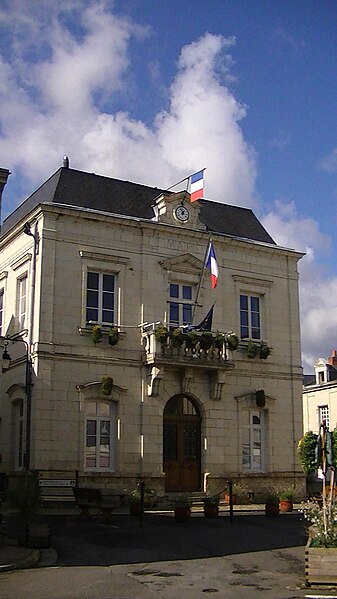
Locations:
0;168;11;231
327;350;337;366
63;156;69;169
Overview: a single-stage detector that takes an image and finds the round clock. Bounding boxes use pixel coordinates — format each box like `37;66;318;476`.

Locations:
174;204;190;222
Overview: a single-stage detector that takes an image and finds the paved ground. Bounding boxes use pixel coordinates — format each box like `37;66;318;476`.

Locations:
1;509;337;598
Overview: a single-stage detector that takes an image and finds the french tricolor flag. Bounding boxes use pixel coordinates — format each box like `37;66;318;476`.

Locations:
190;169;205;203
206;241;219;289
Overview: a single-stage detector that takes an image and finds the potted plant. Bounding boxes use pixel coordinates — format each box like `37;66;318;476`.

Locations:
91;325;103;344
259;341;271;359
214;332;225;350
279;487;294;512
199;331;214;351
265;493;280;517
170;328;186;351
155;326;169;346
225;332;239;351
108;327;119;346
246;340;258;359
203;495;220;518
101;376;113;396
185;331;198;350
174;494;191;522
129;485;155;516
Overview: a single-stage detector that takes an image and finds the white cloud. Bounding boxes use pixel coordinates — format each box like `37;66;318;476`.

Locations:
262;201;337;372
318;148;337;173
0;5;257;207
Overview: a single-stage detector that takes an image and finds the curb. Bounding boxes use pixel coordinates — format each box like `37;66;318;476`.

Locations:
0;548;40;572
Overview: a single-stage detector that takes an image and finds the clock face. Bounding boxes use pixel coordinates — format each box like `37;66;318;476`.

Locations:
174;205;190;222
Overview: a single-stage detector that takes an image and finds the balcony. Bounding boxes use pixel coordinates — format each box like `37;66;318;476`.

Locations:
142;325;235;370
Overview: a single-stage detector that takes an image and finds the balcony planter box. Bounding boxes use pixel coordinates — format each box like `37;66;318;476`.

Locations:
305;539;337;585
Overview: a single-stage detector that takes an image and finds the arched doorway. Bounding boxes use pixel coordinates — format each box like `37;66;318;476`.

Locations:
163;395;201;492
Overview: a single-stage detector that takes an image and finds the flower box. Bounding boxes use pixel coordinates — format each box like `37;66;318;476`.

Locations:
305;538;337;585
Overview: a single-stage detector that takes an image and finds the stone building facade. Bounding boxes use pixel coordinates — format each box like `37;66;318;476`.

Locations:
303;350;337;435
0;164;305;498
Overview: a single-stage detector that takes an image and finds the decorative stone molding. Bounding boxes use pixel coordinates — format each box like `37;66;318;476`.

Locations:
147;365;163;396
180;367;194;394
209;371;227;401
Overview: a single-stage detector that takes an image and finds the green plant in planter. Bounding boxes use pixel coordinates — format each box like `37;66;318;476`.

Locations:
108;327;119;346
259;341;271;359
155;326;169;345
101;376;114;396
225;332;239;351
246;340;258;358
185;331;198;349
92;325;103;344
170;328;186;348
204;495;220;506
280;487;295;501
199;331;214;351
214;332;225;349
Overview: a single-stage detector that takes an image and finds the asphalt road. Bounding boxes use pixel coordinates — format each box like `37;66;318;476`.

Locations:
1;511;332;599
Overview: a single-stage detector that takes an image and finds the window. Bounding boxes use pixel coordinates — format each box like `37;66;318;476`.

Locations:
319;405;330;429
0;288;4;336
14;400;24;470
169;283;193;328
85;400;115;470
242;410;264;471
240;294;261;340
16;275;27;329
86;271;115;326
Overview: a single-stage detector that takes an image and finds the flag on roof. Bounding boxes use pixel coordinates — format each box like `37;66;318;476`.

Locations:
206;241;219;289
190;169;205;202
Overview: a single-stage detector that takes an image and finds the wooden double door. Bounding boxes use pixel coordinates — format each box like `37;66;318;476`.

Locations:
163;395;201;492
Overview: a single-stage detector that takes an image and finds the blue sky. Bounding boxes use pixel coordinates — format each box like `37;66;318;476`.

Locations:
0;0;336;371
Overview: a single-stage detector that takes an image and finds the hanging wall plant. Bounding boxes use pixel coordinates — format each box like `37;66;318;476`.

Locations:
225;332;239;351
259;341;271;359
246;340;258;359
92;325;103;344
102;376;114;396
108;327;120;346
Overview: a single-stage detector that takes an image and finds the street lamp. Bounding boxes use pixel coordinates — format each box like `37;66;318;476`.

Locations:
2;346;11;373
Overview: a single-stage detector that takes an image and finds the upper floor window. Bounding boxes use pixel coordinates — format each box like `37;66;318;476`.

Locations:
242;410;265;471
169;283;193;329
86;271;115;326
240;294;261;340
85;400;115;470
319;405;330;430
0;288;4;336
16;275;27;329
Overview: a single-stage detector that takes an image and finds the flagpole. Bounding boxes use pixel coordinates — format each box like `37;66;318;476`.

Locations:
191;238;211;324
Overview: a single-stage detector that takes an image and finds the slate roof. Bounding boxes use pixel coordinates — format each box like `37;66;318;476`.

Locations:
2;167;275;244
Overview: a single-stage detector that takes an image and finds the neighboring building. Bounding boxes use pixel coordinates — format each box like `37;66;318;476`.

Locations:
0;162;305;498
303;350;337;434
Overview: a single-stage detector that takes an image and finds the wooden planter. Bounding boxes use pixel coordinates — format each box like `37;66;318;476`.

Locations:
279;499;293;512
174;506;191;522
265;502;279;517
203;504;219;518
305;539;337;585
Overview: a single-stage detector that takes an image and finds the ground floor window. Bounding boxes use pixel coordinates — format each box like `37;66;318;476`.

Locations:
13;400;24;470
85;400;115;470
242;409;265;471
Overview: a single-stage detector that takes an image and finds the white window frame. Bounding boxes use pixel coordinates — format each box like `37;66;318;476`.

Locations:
168;283;194;329
16;273;28;329
86;271;116;327
240;294;261;340
242;409;265;472
84;400;116;471
318;405;330;430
